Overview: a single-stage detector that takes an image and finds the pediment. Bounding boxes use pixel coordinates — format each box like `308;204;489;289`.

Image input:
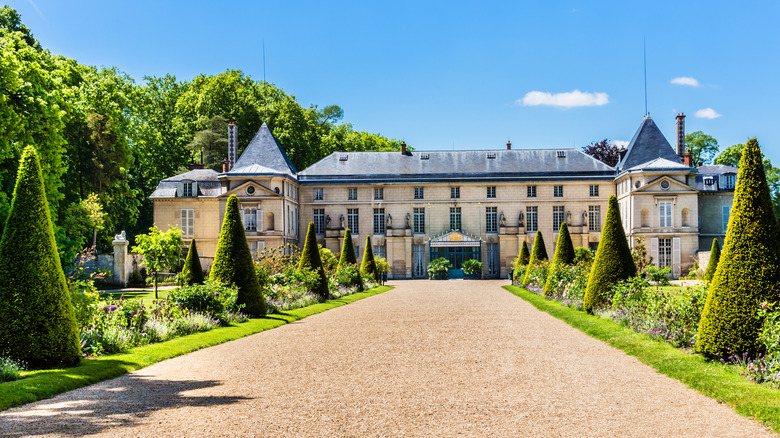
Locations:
633;175;697;194
221;180;282;198
429;230;481;247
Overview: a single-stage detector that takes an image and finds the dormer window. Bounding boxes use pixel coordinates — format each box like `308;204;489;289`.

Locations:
556;151;566;158
723;174;736;189
181;181;196;197
420;153;430;160
703;177;714;186
486;152;496;159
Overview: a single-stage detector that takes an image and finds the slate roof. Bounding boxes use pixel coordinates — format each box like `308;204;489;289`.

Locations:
298;149;615;184
226;122;298;177
698;164;738;175
625;157;693;172
617;116;681;171
149;169;221;199
164;169;221;182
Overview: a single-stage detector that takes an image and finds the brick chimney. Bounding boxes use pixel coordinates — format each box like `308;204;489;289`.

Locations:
506;140;512;150
189;163;204;170
676;113;685;161
227;122;237;171
683;149;692;167
222;158;229;173
401;141;407;155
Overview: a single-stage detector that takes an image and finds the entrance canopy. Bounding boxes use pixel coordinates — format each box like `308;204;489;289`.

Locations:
429;230;481;247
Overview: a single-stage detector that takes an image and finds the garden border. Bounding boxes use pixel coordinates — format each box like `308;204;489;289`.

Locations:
503;285;780;433
0;285;392;411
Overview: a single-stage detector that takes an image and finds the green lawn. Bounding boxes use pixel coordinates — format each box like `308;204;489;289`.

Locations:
504;284;780;433
0;285;392;411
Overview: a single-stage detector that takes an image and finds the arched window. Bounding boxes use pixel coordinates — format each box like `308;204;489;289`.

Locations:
681;208;690;227
265;211;274;231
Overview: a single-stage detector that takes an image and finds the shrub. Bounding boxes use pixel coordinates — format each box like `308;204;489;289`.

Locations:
264;267;320;311
360;235;377;280
0;356;24;382
319;245;338;275
334;263;363;292
180;239;204;285
631;237;652;272
375;257;389;280
462;259;483;277
169;281;241;318
0;147;81;368
68;278;101;331
583;195;636;313
427;257;451;279
512;240;530;277
523;260;550;292
697;138;780;358
337;228;358;269
702;238;721;282
298;222;329;301
541;262;591;310
544;222;575;296
645;265;671;285
210;194;266;316
573;247;594;264
522;231;548;285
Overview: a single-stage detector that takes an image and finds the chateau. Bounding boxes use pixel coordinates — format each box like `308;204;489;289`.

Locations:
151;114;736;279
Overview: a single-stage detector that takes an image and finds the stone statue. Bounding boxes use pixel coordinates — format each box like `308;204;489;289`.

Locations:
566;210;572;223
113;230;127;241
518;211;524;227
405;212;411;228
386;213;392;228
325;214;331;227
339;214;345;229
499;211;506;225
581;210;587;225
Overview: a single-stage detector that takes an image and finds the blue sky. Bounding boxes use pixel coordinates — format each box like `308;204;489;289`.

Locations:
9;0;780;165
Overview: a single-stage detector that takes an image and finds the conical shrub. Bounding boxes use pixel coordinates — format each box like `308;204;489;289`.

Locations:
360;235;377;280
298;222;329;301
522;230;548;284
337;228;357;269
0;146;81;367
702;238;721;282
543;222;575;296
210;195;266;316
697;138;780;358
512;240;530;282
180;239;204;285
583;195;636;313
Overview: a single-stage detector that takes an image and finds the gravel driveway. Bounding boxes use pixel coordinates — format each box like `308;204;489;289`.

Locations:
0;280;773;437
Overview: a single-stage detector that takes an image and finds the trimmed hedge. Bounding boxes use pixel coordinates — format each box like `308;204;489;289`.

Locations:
697;138;780;358
337;228;357;269
180;239;204;285
543;222;575;296
298;222;329;301
583;195;636;313
0;147;81;368
513;241;530;271
210;195;266;316
522;230;548;284
702;238;720;282
360;235;377;280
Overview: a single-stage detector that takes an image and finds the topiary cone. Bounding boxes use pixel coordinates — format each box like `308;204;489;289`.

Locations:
583;195;636;313
702;238;721;282
697;138;780;358
337;228;357;269
210;195;266;316
512;240;530;282
360;235;377;280
522;230;548;285
544;222;575;296
298;222;329;301
0;146;81;367
181;239;204;285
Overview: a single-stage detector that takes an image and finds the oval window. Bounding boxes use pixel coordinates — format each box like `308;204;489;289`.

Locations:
635;181;641;189
660;180;670;190
246;186;256;195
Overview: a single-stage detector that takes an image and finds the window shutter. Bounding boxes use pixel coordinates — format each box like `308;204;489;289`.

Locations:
176;183;183;198
192;181;198;197
672;237;681;278
180;209;186;230
258;209;263;232
651;237;659;267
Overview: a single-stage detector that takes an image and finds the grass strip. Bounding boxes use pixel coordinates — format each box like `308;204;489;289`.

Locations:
503;285;780;433
0;285;392;411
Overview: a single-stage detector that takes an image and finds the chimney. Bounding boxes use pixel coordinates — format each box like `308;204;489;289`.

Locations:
683;149;692;167
401;141;407;155
227;122;237;171
189;163;204;171
222;158;229;173
506;140;512;150
676;113;685;161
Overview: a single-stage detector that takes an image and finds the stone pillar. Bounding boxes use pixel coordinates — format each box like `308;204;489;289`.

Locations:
112;231;129;287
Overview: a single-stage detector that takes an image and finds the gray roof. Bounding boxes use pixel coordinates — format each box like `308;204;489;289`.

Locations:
617;116;681;171
625;157;693;172
698;164;738;175
149;169;222;199
298;149;615;184
226;122;298;177
164;169;220;182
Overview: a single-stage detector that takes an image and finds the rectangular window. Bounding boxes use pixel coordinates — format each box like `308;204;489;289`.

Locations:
313;209;325;234
589;185;599;197
554;185;564;197
347;208;359;234
553;206;565;231
180;209;194;236
451;187;460;199
182;182;194;197
659;201;673;228
314;188;323;201
486;206;498;233
374;188;384;200
414;187;424;199
486;186;496;199
243;208;257;232
374;245;386;260
659;238;672;268
588;206;601;232
373;208;385;234
526;207;538;232
722;205;731;234
527;186;537;198
413;207;425;234
348;188;357;200
723;174;736;189
450;207;461;230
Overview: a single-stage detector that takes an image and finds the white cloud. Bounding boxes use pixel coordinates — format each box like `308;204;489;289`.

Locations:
517;90;609;108
694;108;721;119
670;76;699;87
611;140;629;149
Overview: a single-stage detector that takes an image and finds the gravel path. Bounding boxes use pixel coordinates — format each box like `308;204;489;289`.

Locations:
0;280;774;437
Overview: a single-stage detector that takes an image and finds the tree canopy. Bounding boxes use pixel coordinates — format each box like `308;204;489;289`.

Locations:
582;139;624;167
685;131;719;165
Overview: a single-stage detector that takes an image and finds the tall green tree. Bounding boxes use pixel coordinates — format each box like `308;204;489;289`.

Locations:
512;240;530;282
337;228;358;269
697;139;780;358
360;235;377;280
187;115;228;171
180;239;204;285
133;225;183;299
298;222;329;301
543;222;575;296
0;147;80;367
522;231;548;285
684;131;719;165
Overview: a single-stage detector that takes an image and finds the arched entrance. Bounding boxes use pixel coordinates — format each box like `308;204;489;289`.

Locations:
429;230;482;279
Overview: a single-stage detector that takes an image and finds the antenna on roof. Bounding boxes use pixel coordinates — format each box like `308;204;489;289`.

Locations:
643;38;648;116
263;40;266;83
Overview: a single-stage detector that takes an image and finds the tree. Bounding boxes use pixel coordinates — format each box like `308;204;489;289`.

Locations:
360;235;377;280
186;115;228;171
684;131;719;165
298;221;329;301
543;222;575;296
583;195;636;312
716;143;780;220
512;240;530;281
702;238;720;282
210;195;266;315
697;139;780;358
582;139;624;167
522;231;548;285
180;239;204;285
337;228;357;269
0;146;80;367
133;225;183;299
631;237;652;272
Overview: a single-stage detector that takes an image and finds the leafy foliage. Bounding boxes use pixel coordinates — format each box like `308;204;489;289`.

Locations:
180;239;204;285
298;221;329;301
462;258;483;276
703;238;721;282
582;139;624;167
427;257;452;279
697;139;780;358
132;225;183;298
573;247;594;264
631;237;652;272
684;131;719;165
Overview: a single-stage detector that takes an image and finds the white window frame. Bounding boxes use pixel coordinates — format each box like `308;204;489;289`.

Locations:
348;187;358;200
526;206;538;232
413;207;425;234
485;206;498;233
373;208;385;234
314;188;323;201
553;185;564;198
659;201;673;228
374;187;384;200
347;208;359;234
181;209;194;236
450;207;461;230
313;209;325;234
527;186;537;198
553;206;565;231
414;187;424;199
588;205;601;232
451;187;460;199
243;208;258;232
486;186;496;199
589;185;599;197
